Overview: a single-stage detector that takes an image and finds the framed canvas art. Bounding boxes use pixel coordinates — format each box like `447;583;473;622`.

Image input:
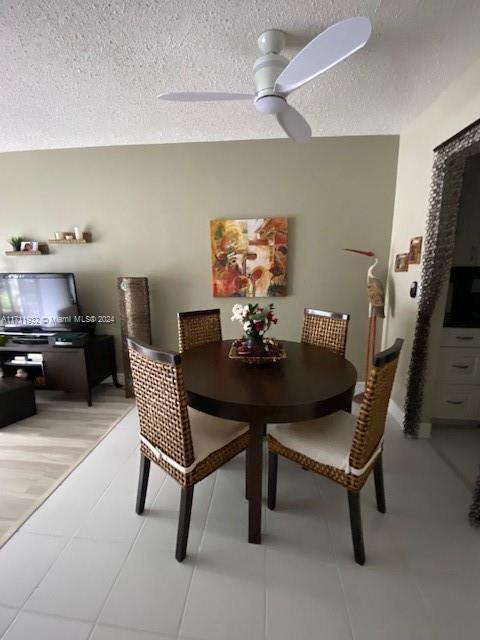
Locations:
210;218;288;297
409;236;423;264
395;253;409;272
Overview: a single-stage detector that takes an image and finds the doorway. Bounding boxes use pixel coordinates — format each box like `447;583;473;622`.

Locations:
403;120;480;525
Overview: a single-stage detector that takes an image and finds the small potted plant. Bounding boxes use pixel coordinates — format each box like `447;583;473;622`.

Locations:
9;236;23;252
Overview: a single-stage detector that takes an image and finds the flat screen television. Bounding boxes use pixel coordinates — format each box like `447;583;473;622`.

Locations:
0;273;79;333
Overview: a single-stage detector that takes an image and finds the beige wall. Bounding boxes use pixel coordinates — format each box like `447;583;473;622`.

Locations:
382;58;480;412
0;137;398;373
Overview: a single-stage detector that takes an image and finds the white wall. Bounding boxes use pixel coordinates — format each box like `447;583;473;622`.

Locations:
0;136;399;372
382;57;480;414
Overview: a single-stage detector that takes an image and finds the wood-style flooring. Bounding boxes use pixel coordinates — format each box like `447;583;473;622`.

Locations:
0;386;133;547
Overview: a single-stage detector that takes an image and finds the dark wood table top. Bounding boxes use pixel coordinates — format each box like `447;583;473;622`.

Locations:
181;340;357;423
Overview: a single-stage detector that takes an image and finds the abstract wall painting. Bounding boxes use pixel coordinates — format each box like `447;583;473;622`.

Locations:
210;218;288;297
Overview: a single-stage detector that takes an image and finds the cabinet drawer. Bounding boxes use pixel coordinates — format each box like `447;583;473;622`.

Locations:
432;384;480;421
438;348;480;383
441;328;480;348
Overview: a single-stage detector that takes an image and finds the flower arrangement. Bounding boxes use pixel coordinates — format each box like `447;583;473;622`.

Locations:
231;303;278;352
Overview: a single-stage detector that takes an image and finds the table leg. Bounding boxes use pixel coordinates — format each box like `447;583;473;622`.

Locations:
245;446;250;500
247;420;264;544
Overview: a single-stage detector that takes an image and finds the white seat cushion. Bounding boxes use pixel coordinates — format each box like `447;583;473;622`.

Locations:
270;411;381;476
189;408;248;464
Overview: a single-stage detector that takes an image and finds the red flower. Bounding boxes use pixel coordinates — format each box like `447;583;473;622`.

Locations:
272;318;278;324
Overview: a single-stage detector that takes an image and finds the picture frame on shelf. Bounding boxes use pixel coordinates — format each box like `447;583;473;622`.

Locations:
20;241;38;252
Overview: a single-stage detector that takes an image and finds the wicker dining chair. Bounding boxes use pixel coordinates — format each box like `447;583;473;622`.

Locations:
177;308;222;353
301;308;350;357
267;338;403;565
128;337;249;562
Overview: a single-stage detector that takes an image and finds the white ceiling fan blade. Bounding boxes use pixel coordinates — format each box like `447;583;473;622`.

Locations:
274;16;372;95
276;104;311;143
158;91;253;102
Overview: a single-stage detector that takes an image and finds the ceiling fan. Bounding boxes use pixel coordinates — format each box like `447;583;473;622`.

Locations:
158;17;372;143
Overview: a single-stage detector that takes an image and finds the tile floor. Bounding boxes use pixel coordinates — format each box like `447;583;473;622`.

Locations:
0;407;478;640
430;422;480;487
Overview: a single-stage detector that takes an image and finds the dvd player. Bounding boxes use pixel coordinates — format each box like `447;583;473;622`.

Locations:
48;332;90;347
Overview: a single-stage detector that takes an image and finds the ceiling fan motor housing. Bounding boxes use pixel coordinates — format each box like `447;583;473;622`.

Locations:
253;30;288;104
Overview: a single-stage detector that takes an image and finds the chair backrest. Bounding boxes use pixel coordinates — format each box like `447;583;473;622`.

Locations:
301;308;350;357
177;308;222;353
127;338;195;473
350;339;404;471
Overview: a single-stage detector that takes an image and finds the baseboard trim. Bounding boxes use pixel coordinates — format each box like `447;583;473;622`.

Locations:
388;398;404;427
387;398;431;438
417;422;432;439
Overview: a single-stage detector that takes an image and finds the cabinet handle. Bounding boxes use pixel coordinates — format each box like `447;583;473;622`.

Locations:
452;364;469;369
455;336;474;341
446;400;464;405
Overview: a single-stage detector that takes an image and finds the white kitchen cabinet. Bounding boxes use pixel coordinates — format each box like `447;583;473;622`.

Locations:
432;329;480;423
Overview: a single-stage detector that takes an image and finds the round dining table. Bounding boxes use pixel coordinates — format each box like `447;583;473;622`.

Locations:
181;339;357;544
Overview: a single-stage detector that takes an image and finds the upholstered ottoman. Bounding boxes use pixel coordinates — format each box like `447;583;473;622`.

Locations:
0;378;36;428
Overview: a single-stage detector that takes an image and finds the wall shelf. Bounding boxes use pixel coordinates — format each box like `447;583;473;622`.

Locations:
49;239;88;244
5;242;49;256
5;250;44;256
49;232;92;245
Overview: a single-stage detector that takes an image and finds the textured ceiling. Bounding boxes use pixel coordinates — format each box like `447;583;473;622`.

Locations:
1;0;480;152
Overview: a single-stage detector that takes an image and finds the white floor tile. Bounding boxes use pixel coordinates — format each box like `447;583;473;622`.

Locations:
338;565;435;640
0;406;478;640
99;549;193;636
0;606;16;637
180;539;266;640
20;494;99;539
91;624;174;639
133;501;205;556
430;423;480;486
74;454;166;543
2;611;92;640
24;538;131;621
392;517;480;575
417;570;480;640
266;549;352;640
264;457;335;563
0;533;67;608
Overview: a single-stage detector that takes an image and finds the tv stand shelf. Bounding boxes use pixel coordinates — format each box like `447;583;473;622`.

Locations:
4;360;43;367
0;335;120;406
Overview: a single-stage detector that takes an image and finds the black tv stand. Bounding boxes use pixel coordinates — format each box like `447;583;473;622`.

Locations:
0;335;120;406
